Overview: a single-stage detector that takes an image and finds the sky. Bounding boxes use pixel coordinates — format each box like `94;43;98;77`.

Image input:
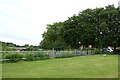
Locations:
0;0;119;46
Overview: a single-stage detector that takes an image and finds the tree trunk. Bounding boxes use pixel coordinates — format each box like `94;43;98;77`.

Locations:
113;46;117;54
114;46;116;51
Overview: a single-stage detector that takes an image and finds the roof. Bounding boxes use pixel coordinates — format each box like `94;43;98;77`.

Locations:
9;47;26;50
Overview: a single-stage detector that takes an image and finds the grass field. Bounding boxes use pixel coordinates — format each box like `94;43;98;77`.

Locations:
2;54;118;78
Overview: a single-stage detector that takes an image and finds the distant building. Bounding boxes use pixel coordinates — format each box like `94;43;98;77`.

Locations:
15;47;26;51
9;47;26;51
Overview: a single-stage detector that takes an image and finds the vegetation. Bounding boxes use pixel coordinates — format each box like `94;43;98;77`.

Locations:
2;47;106;62
1;4;119;79
39;5;120;50
1;5;120;51
1;52;50;62
0;41;39;51
2;54;118;78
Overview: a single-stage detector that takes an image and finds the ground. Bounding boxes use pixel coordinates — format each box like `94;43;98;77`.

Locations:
2;54;118;78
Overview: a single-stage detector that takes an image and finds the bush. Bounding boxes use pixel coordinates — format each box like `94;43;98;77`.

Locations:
24;52;50;61
100;52;114;55
25;53;34;61
4;52;19;62
37;52;49;60
2;52;51;62
113;49;120;54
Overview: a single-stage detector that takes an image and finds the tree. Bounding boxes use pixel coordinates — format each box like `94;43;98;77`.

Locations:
40;5;120;50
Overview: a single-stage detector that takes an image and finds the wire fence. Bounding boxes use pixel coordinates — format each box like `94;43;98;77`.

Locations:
0;50;96;62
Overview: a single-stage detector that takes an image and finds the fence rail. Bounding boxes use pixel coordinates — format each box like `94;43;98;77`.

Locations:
0;50;96;62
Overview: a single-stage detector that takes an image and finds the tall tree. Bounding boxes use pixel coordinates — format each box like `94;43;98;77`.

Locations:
40;5;120;50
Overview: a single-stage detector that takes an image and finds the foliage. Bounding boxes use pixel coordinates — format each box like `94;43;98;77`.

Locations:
40;5;120;50
25;53;34;61
2;52;25;62
1;41;39;51
2;52;50;62
1;49;96;62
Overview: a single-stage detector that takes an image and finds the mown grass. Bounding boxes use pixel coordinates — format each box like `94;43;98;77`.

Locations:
2;54;118;78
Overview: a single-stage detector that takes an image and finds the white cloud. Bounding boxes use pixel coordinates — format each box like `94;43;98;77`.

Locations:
0;0;119;45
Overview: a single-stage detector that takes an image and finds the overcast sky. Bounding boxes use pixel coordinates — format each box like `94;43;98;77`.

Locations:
0;0;119;46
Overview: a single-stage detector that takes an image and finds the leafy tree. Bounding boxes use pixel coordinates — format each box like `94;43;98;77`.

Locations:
40;5;120;50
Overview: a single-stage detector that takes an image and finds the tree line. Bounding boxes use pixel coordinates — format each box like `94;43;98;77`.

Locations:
39;5;120;50
1;41;39;51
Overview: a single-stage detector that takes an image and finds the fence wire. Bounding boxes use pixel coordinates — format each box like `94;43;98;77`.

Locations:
0;50;96;62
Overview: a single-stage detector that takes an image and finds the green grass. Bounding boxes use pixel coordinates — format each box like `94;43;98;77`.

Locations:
2;54;118;78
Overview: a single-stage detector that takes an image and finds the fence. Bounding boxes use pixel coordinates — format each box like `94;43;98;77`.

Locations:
0;50;96;62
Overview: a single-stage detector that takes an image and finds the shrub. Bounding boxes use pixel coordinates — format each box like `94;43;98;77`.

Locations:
25;53;34;61
37;52;49;60
4;52;19;62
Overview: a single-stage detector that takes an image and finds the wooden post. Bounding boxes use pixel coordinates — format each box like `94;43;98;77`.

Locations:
0;41;2;80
